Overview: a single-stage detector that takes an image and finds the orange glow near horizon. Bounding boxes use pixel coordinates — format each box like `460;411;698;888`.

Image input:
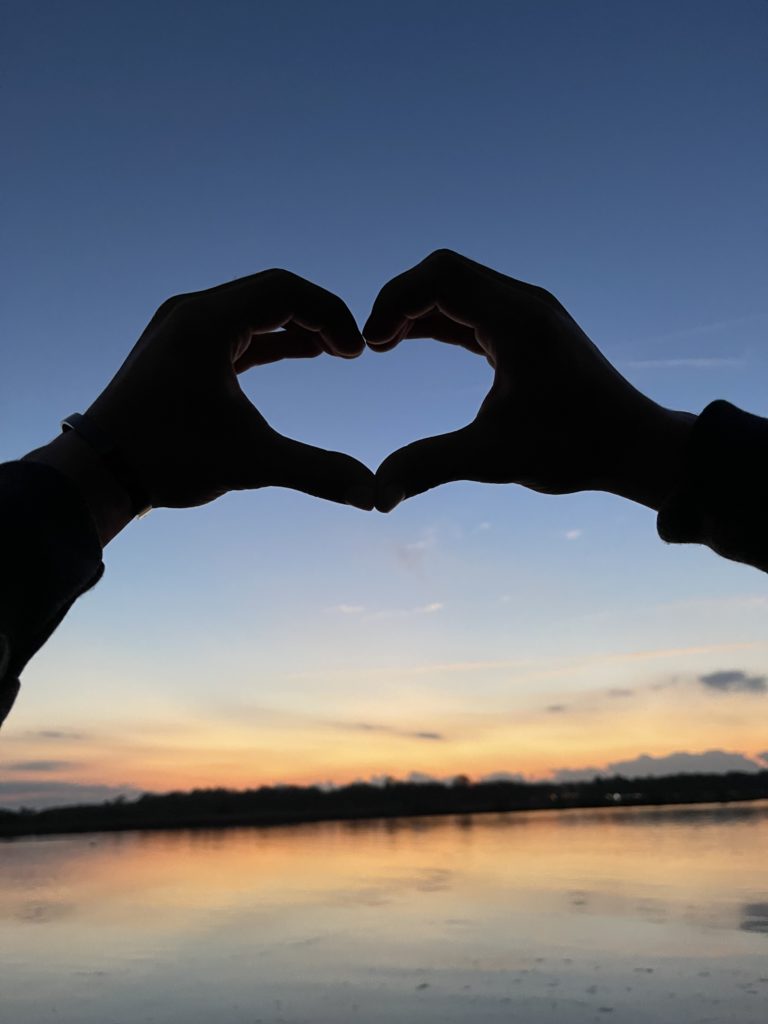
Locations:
5;676;767;795
4;639;767;802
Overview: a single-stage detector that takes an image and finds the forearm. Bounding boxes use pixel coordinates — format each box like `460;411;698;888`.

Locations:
0;458;105;727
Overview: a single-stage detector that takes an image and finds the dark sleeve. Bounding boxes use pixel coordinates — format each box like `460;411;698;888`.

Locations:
657;400;768;573
0;461;104;727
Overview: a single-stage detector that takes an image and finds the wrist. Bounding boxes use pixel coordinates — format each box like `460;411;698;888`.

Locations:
603;404;697;511
22;431;135;546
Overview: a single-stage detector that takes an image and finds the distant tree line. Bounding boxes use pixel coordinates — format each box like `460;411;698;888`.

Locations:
1;771;767;838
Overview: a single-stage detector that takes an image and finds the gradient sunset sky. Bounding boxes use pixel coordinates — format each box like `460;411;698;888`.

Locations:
2;0;767;807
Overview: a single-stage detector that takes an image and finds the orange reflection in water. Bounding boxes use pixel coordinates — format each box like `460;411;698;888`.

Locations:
2;803;768;1024
2;803;766;936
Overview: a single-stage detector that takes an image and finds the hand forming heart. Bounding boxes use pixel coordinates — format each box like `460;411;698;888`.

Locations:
41;250;695;545
364;250;695;514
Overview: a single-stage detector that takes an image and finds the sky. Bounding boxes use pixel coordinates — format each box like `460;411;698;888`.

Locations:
1;0;767;808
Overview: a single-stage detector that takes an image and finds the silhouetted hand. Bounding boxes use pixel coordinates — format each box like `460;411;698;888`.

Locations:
27;271;375;542
364;250;695;513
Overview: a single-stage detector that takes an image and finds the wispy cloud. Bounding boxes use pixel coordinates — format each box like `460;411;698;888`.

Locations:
365;602;444;621
698;669;767;694
629;312;768;348
651;593;768;614
396;527;438;568
287;643;756;683
564;528;582;541
597;643;757;665
26;730;87;741
650;678;679;691
546;704;567;714
542;670;762;719
3;760;77;773
334;721;445;742
623;312;768;371
327;601;444;620
627;357;745;370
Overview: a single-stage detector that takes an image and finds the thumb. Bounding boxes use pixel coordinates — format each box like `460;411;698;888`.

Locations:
265;434;376;510
374;422;487;512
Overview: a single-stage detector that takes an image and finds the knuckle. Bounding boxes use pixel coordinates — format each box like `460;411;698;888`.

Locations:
154;292;191;321
528;283;557;305
424;247;460;269
422;249;462;294
524;282;567;317
262;268;300;287
422;248;464;298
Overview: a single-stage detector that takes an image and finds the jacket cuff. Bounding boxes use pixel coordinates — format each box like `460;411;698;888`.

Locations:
657;400;768;572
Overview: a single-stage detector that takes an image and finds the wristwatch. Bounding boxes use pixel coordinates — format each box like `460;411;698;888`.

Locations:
61;412;152;518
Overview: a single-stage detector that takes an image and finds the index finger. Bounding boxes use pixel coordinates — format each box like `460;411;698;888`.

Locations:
181;269;365;358
363;249;499;349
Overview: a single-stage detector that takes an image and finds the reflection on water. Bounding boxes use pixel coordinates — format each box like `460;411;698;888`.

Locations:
741;903;768;935
1;802;767;1022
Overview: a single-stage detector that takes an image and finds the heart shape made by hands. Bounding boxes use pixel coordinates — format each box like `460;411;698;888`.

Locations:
86;249;685;526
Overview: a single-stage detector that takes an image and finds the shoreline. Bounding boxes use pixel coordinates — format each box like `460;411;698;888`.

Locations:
2;789;767;841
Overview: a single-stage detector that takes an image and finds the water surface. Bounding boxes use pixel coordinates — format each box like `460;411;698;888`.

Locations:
2;802;767;1022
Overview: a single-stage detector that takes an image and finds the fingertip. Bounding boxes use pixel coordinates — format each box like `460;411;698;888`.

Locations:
348;329;367;353
365;338;399;353
363;318;410;349
340;341;365;359
362;332;389;348
375;483;406;514
319;322;365;359
319;342;357;359
345;483;376;511
362;316;391;346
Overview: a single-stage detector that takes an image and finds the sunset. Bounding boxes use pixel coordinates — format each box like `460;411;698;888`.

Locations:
3;3;767;810
2;1;767;1021
4;636;768;801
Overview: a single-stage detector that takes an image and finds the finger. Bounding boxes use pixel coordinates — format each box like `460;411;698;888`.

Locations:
374;421;489;512
368;311;485;356
265;434;376;509
364;249;497;349
233;326;325;372
180;269;365;359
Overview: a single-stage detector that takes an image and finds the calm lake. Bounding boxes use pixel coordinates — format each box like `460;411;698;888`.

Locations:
1;802;767;1023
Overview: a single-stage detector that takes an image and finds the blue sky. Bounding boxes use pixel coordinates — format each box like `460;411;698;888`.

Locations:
1;0;767;805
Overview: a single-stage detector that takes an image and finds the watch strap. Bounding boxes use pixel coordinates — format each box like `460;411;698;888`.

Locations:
61;413;152;518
